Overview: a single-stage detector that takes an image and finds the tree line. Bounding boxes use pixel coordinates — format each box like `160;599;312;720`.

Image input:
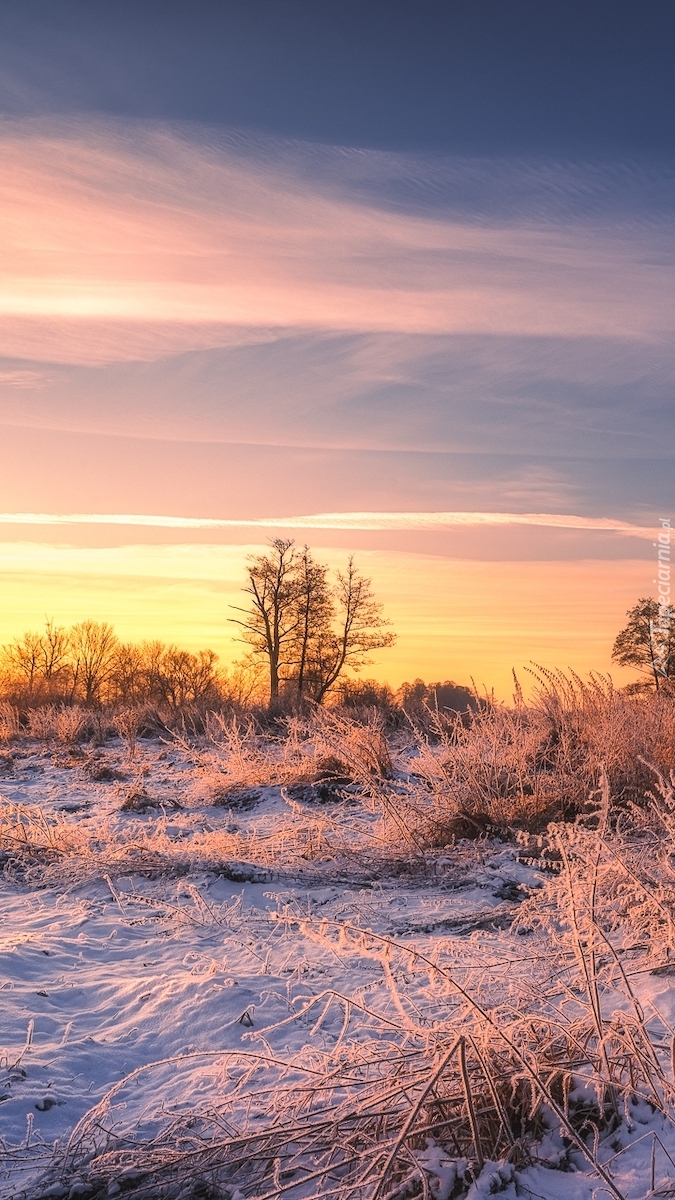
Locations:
1;542;671;712
0;619;224;710
0;541;397;711
0;613;476;723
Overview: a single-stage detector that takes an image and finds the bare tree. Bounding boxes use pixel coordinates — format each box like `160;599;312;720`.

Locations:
312;557;395;703
153;647;220;709
232;543;395;707
0;620;72;701
109;640;223;709
1;630;45;699
138;640;167;703
69;621;119;707
230;539;302;705
0;622;226;713
110;642;149;706
293;547;334;702
39;620;72;689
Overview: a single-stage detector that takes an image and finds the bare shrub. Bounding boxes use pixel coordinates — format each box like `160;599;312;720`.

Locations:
312;707;393;781
26;704;59;740
410;670;675;838
112;707;142;760
26;704;87;744
200;712;316;796
412;701;567;835
53;705;87;744
527;665;675;805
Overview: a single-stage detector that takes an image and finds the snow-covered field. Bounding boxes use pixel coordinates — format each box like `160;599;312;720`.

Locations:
1;729;675;1200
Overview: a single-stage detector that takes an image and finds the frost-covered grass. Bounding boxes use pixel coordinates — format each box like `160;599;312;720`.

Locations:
1;680;675;1199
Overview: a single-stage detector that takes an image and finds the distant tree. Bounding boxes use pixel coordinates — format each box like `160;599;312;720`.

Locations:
0;622;227;713
398;678;478;718
69;621;119;706
232;541;395;707
217;657;267;708
138;640;167;704
334;677;398;715
40;620;72;690
611;597;675;690
153;647;220;709
0;619;72;702
110;641;149;706
0;630;45;699
112;640;221;709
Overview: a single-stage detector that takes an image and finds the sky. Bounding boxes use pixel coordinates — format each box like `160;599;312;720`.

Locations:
0;1;672;696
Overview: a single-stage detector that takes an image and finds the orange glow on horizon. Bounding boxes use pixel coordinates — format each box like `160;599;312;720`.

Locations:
0;122;665;700
0;540;647;700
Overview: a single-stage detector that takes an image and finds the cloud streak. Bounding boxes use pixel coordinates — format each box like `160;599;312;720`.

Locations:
0;509;655;538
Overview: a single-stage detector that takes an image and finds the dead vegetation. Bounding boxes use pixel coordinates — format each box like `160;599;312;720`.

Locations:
18;771;675;1200
1;673;674;884
3;675;675;1198
411;669;675;840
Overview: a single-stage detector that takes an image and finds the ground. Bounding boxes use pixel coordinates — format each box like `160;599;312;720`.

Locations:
1;731;674;1199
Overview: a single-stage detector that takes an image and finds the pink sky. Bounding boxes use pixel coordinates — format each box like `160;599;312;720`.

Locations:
0;121;672;361
0;118;668;693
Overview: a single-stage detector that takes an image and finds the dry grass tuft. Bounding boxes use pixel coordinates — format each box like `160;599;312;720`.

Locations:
410;670;675;840
25;705;88;744
0;702;20;743
112;707;142;759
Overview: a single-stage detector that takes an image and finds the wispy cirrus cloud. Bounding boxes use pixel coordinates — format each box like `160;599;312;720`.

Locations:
0;368;50;388
0;119;671;552
0;119;673;366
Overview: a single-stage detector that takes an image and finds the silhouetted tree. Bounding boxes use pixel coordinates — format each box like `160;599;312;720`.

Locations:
230;539;302;705
612;597;675;690
312;557;395;703
292;547;334;702
153;647;220;709
0;620;72;701
69;621;119;706
109;642;149;705
398;678;478;718
39;620;72;690
0;622;228;712
232;542;395;707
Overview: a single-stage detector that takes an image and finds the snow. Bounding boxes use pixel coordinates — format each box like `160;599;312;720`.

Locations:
1;735;674;1198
